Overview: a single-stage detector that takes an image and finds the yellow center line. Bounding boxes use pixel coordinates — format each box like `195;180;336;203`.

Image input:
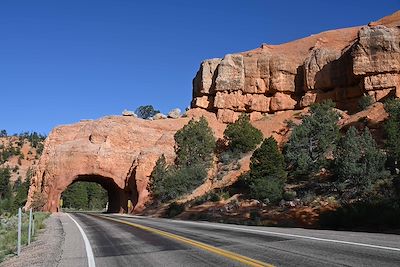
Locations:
89;213;274;267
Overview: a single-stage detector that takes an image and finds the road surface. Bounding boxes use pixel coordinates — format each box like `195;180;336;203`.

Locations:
64;212;400;267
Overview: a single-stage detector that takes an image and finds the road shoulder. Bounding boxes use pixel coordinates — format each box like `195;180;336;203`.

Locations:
0;213;64;267
58;213;89;267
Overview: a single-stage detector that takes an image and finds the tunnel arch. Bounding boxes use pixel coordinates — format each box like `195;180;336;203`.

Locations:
59;174;139;213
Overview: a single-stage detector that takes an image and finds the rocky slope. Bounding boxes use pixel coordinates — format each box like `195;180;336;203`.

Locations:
192;11;400;123
0;135;43;184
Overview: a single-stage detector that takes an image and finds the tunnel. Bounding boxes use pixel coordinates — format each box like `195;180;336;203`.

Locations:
60;174;139;213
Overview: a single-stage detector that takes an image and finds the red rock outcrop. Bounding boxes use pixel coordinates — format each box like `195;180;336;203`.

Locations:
26;12;400;213
192;11;400;123
25;114;225;213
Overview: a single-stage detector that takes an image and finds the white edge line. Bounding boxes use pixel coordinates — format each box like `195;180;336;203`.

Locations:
113;214;400;252
66;213;96;267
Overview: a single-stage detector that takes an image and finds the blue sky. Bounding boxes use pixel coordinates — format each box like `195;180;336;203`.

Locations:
0;1;398;134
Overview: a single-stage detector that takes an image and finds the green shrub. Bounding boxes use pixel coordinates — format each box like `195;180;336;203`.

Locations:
248;137;287;203
224;114;263;155
319;200;400;230
283;190;297;201
166;202;185;218
192;191;221;206
358;95;374;110
151;164;208;203
284;100;340;176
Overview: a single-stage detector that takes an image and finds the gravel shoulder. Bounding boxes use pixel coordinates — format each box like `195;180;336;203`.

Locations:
0;213;64;267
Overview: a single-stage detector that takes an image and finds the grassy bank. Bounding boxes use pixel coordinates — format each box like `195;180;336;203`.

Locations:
0;211;49;262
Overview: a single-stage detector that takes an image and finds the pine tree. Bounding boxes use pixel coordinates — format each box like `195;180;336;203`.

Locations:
149;154;168;200
149;117;216;203
284;100;340;176
248;137;287;203
384;99;400;172
174;117;216;168
135;105;160;119
333;127;387;195
0;167;11;200
224;114;263;155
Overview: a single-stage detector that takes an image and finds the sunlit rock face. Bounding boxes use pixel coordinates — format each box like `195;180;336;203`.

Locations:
192;11;400;123
24;112;226;213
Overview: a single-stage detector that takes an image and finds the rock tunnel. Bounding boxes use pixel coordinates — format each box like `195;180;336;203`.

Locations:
24;115;195;213
61;174;139;213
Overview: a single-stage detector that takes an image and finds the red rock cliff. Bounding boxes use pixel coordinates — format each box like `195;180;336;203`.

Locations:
192;11;400;122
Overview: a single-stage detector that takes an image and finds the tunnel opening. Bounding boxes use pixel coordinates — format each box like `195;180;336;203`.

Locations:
60;174;139;213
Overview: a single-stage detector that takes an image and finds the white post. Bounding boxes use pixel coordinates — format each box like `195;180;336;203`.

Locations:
28;208;32;245
17;208;22;256
32;216;35;237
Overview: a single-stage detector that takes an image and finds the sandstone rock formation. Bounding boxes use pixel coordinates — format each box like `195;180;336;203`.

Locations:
192;11;400;123
25;113;225;213
26;11;400;214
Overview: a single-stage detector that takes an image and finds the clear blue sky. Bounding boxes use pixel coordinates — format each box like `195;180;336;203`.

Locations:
1;1;398;134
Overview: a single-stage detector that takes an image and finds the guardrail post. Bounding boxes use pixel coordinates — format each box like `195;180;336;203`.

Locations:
32;215;35;237
28;208;32;245
17;207;22;256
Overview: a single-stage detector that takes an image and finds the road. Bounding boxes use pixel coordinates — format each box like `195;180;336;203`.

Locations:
65;212;400;267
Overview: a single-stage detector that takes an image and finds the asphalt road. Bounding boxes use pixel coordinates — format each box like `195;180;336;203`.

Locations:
68;213;400;267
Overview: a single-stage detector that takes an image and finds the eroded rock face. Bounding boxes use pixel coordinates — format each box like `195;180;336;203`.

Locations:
192;11;400;122
25;114;225;213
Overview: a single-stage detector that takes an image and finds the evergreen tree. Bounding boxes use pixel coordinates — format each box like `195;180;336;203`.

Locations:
86;183;108;210
0;167;11;200
284;100;340;176
149;154;168;200
333;127;387;194
62;182;88;209
224;114;263;155
384;99;400;172
13;176;30;208
174;117;216;168
135;105;160;119
248;137;287;203
149;118;216;202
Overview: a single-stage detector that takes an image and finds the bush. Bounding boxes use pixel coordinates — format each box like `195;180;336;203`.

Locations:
166;202;185;218
224;114;263;155
192;191;221;206
333;127;388;197
248;137;287;204
283;190;297;201
358;95;374;110
284;100;340;176
150;163;208;203
319;200;400;230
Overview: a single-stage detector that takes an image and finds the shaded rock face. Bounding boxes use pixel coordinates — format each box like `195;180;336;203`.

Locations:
192;11;400;123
